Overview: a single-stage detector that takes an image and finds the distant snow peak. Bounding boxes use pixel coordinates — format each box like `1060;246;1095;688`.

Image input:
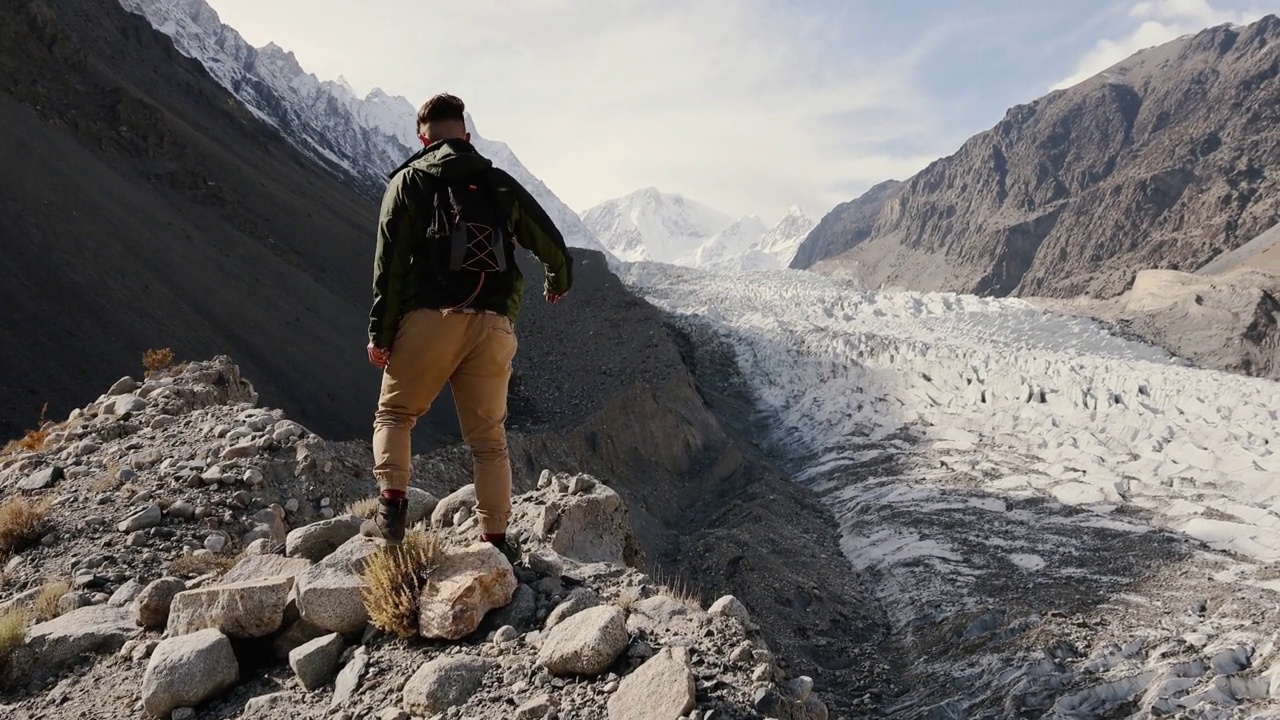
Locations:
117;0;610;256
581;189;813;271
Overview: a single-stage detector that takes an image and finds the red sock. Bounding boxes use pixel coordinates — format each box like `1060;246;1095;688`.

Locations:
481;533;504;543
381;489;406;501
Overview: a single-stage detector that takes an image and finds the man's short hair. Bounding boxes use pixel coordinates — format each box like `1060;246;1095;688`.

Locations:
418;93;465;133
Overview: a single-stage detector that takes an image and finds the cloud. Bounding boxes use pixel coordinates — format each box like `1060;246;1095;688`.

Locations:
204;0;964;222
1053;0;1266;89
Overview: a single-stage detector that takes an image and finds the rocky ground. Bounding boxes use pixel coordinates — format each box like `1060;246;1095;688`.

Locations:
0;358;839;720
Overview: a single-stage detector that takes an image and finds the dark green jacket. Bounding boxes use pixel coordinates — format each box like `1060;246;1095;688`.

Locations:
368;139;573;348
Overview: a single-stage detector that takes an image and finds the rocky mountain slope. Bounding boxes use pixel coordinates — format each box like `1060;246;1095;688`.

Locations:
788;181;902;270
796;16;1280;300
583;189;814;270
116;0;610;256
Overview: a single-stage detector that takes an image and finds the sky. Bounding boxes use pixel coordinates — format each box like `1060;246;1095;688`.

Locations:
202;0;1272;223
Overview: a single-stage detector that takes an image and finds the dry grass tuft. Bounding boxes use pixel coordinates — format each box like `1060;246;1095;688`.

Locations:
32;580;70;622
168;552;239;578
90;463;123;493
346;497;380;519
655;570;704;611
0;606;28;679
2;403;51;457
0;497;49;558
142;347;176;378
361;529;445;638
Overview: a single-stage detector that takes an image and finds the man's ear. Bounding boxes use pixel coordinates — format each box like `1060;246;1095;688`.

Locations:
419;134;431;147
465;132;472;142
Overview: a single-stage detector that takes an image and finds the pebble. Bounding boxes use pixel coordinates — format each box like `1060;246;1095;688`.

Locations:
204;533;228;554
127;531;149;548
244;468;265;487
285;499;300;513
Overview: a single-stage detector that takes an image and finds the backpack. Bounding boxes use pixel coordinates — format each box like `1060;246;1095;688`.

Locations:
423;174;513;308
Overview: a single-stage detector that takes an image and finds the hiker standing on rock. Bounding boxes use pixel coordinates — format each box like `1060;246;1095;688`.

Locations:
363;93;572;561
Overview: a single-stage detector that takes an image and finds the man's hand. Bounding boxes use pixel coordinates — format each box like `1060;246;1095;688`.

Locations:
367;343;390;369
546;291;567;304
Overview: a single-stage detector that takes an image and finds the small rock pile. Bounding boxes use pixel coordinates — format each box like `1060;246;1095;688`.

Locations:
0;359;831;719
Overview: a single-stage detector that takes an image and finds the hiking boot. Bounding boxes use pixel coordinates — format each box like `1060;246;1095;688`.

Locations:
483;533;522;564
360;495;408;546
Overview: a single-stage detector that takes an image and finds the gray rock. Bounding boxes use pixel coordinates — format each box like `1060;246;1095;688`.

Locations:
516;695;557;720
108;376;138;396
171;708;195;720
401;655;495;716
789;676;814;701
289;633;345;691
406;487;439;525
9;605;136;684
242;692;292;719
221;441;259;461
203;533;228;554
295;535;379;634
567;474;596;495
285;515;364;562
135;577;187;629
243;468;265;487
330;647;369;710
537;605;628;677
273;618;329;659
108;394;149;416
493;625;519;644
545;586;601;629
73;441;101;457
166;500;196;520
754;688;786;718
127;531;149;548
220;554;312;584
150;415;178;430
708;595;751;625
539;482;644;567
165;576;295;638
18;466;63;491
56;591;93;615
141;629;239;717
108;579;145;608
118;504;163;533
244;538;274;555
431;485;477;527
729;641;755;665
803;696;829;720
607;648;696;720
626;596;708;637
483;583;538;633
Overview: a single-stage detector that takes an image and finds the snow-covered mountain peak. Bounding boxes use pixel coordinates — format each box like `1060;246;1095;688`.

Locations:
119;0;610;257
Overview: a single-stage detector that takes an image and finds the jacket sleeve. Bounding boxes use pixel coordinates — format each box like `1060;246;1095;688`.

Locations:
495;170;573;295
368;170;420;348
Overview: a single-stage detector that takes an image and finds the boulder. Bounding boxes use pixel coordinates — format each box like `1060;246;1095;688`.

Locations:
165;576;295;638
402;655;495;716
545;586;601;629
536;605;628;676
273;618;329;659
330;647;369;711
108;579;145;608
538;483;644;567
242;692;291;719
708;595;751;625
626;596;708;637
419;543;517;641
134;577;187;629
406;487;439;525
220;555;312;585
285;515;364;562
108;376;138;396
607;648;696;720
18;466;63;491
289;633;345;691
107;394;148;416
482;584;537;633
431;485;477;528
141;629;239;717
295;535;379;634
118;504;163;532
9;605;135;683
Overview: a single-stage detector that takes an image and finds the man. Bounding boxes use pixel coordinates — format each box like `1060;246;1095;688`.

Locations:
362;93;572;561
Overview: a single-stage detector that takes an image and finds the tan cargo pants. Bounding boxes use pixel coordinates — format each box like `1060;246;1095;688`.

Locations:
372;308;517;535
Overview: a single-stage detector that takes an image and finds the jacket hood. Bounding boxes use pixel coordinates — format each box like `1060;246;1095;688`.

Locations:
390;138;493;179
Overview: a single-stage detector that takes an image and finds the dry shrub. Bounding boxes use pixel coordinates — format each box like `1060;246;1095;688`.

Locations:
0;606;28;676
2;404;50;457
655;570;704;611
346;497;380;519
0;498;49;558
90;463;123;493
168;552;239;578
361;529;445;638
33;580;70;622
142;347;176;378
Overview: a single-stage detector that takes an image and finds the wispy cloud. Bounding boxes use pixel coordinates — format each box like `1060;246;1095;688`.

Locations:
1053;0;1268;89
